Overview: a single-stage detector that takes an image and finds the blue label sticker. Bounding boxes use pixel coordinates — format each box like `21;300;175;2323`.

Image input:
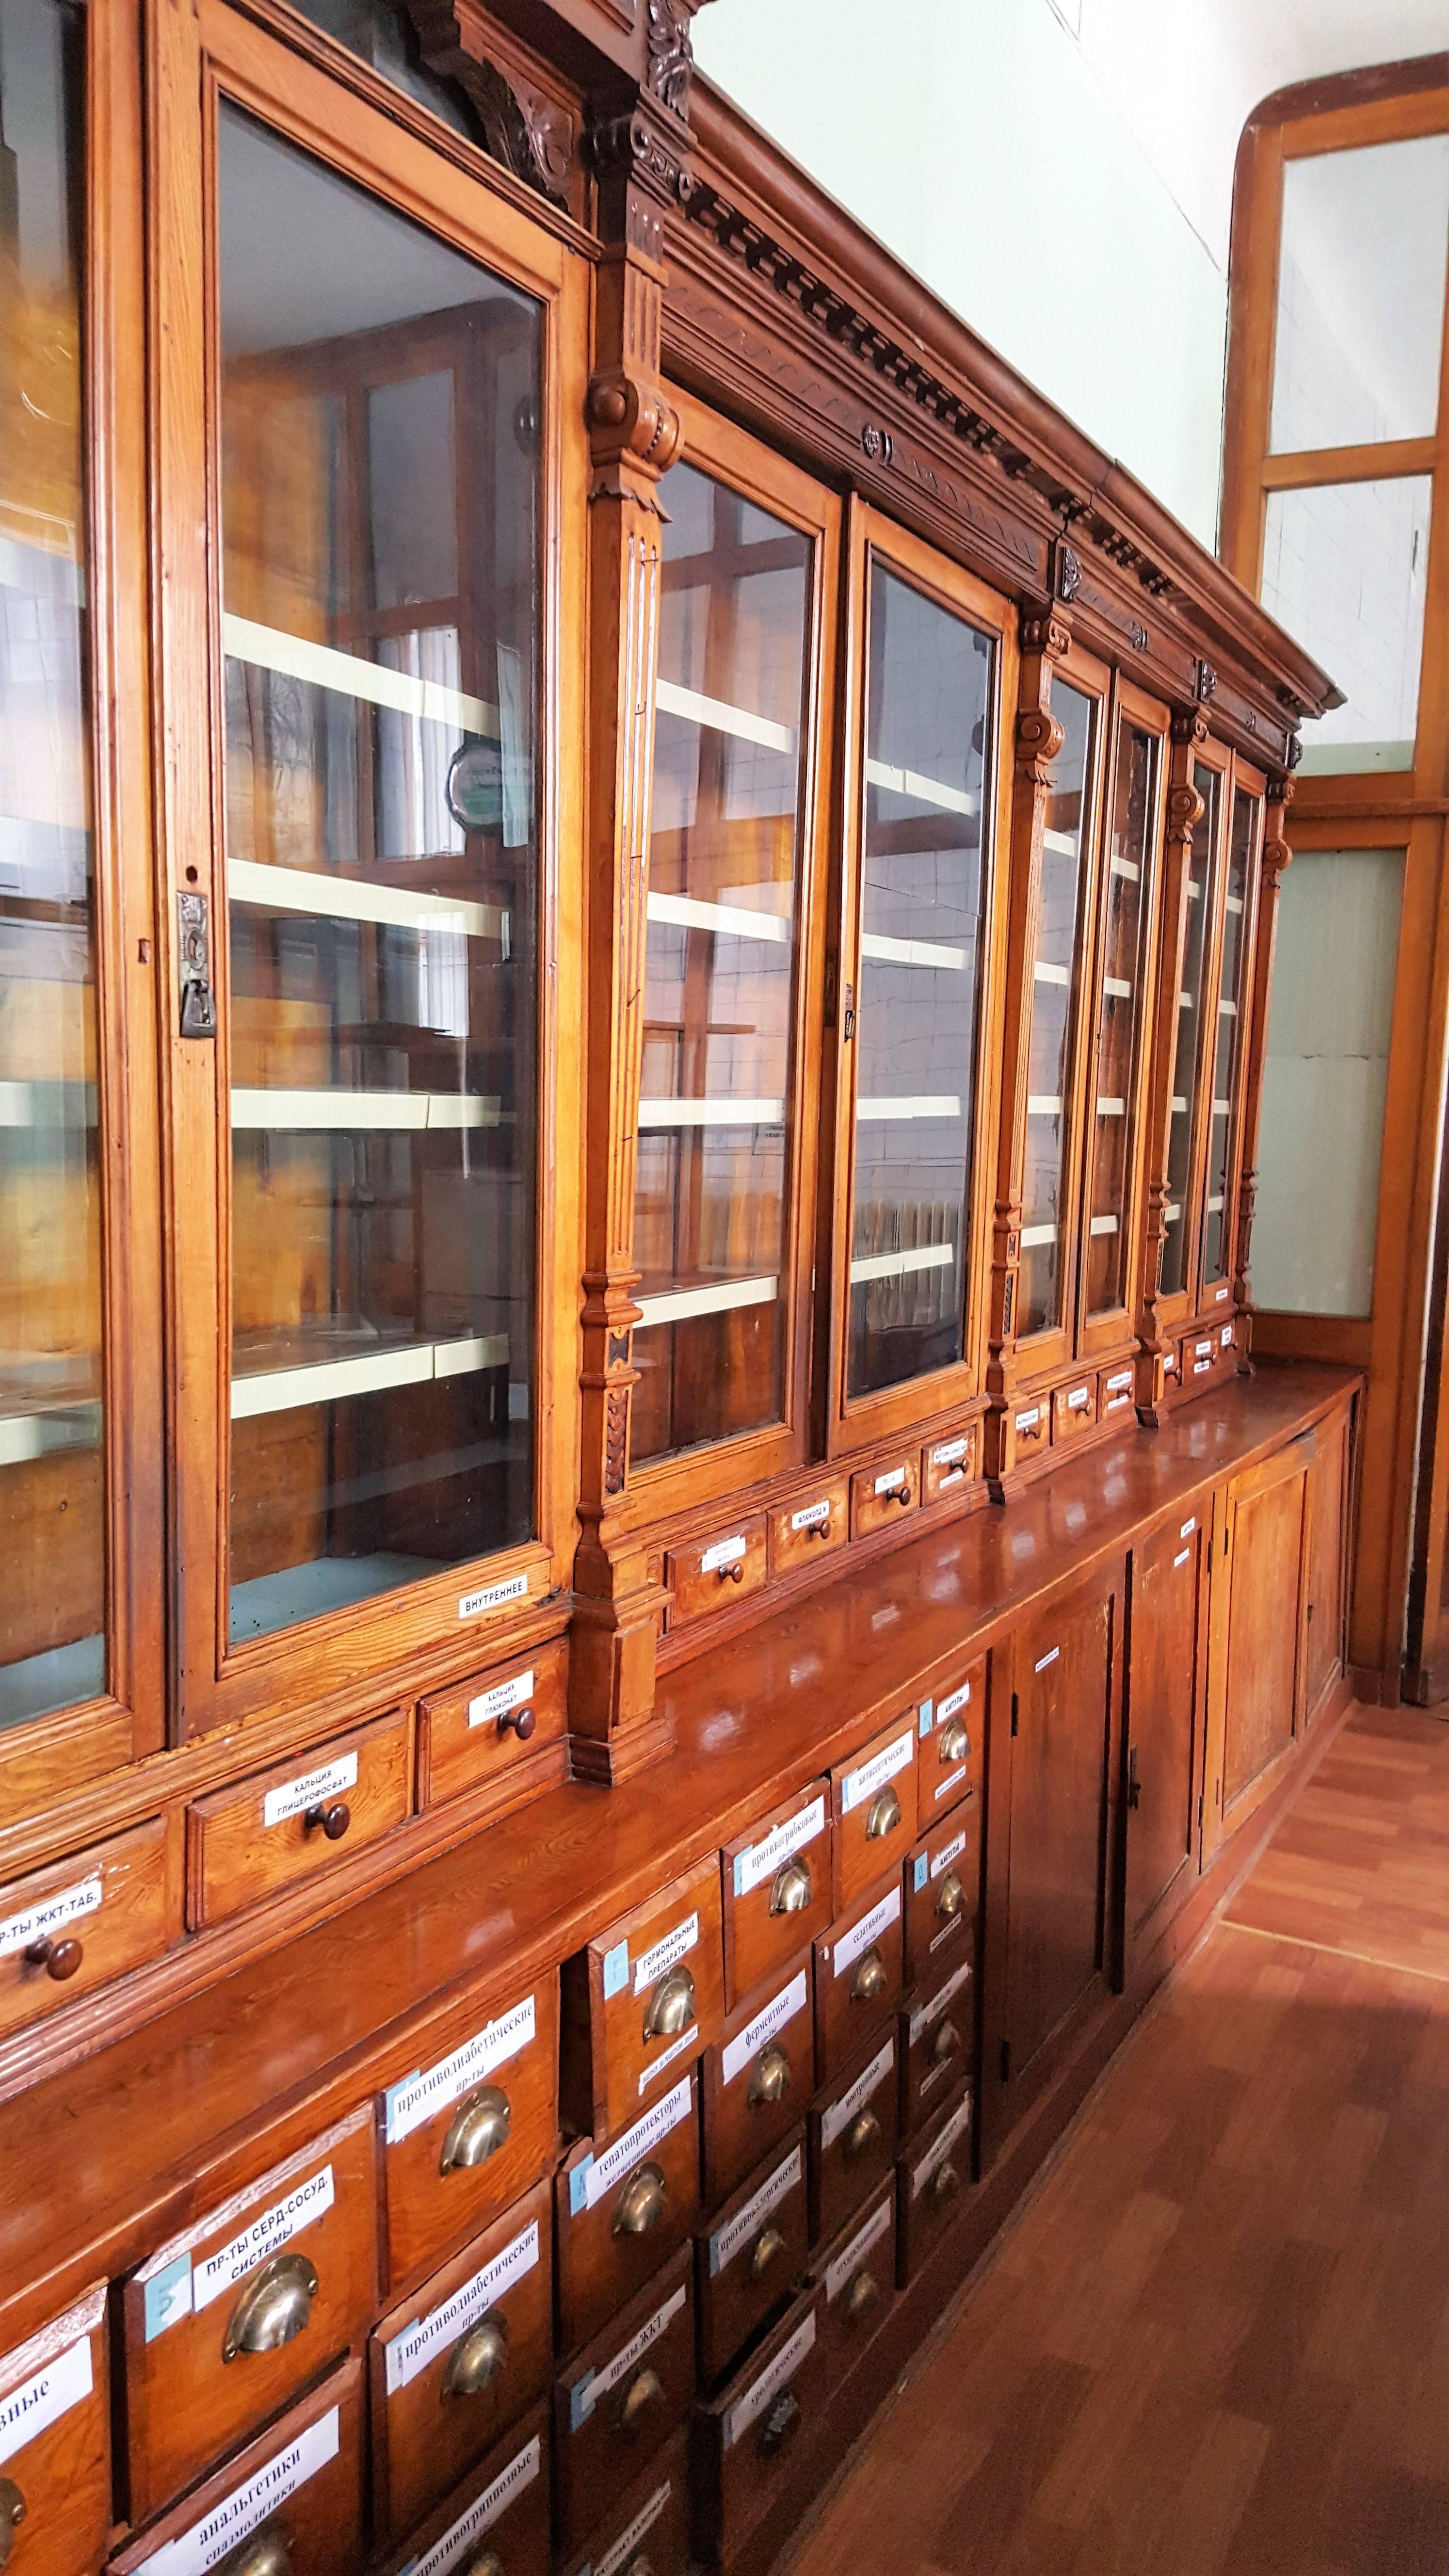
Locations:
918;1700;934;1738
383;2070;422;2139
732;1856;746;1897
569;2157;594;2217
602;1939;629;2000
569;2370;596;2430
144;2254;193;2342
913;1855;928;1895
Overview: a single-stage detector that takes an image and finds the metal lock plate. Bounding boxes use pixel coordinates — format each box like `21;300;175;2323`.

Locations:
177;889;217;1038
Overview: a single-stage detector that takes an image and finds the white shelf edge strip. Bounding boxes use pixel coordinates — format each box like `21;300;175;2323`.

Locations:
231;1090;501;1132
1206;1195;1224;1214
855;1095;962;1122
1096;1097;1126;1116
1042;827;1079;857
1226;895;1244;915
637;1097;784;1128
654;676;796;757
859;932;967;971
1179;990;1194;1008
865;757;977;820
1171;1095;1188;1112
1034;960;1070;987
1165;1202;1181;1223
1187;881;1202;902
1212;1099;1231;1117
635;1273;777;1329
224;612;498;738
1110;856;1140;883
1089;1215;1119;1236
1026;1095;1062;1116
850;1242;955;1286
229;857;504;941
1103;976;1132;999
0;1403;102;1467
1020;1224;1057;1250
1219;999;1238;1017
231;1332;509;1420
0;1079;98;1127
645;890;790;947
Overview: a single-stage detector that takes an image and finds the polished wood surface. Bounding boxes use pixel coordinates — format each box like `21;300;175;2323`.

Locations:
560;2425;692;2576
0;1815;175;2044
0;2286;111;2576
703;1953;816;2208
696;2126;809;2387
112;2357;365;2574
553;2245;696;2560
184;1706;412;1931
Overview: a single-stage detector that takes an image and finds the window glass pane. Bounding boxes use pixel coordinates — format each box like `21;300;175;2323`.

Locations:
848;563;995;1400
286;0;472;136
1262;477;1431;775
1160;763;1219;1301
1271;137;1449;454
0;0;106;1731
1018;681;1094;1339
1085;719;1159;1319
1254;849;1402;1318
1200;788;1258;1288
631;460;811;1465
220;107;542;1644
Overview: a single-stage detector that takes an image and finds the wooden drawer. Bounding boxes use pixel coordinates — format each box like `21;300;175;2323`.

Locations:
830;1720;917;1913
902;1802;979;1983
417;1637;569;1817
556;2072;701;2358
701;1953;814;2207
813;1879;904;2085
767;1478;848;1579
121;2104;378;2525
916;1661;983;1820
553;2246;695;2563
690;2288;825;2570
377;2401;550;2576
695;2128;808;2388
1051;1375;1097;1444
900;1946;975;2139
665;1518;767;1630
381;1974;558;2292
185;1708;411;1930
0;2286;110;2576
1008;1395;1049;1467
896;2084;973;2284
560;2427;691;2576
0;1818;173;2044
113;2356;364;2576
849;1456;917;1541
807;2028;897;2251
1098;1361;1136;1424
370;2178;552;2544
921;1422;978;1504
1181;1325;1234;1389
564;1855;724;2142
721;1786;830;2011
809;2178;898;2399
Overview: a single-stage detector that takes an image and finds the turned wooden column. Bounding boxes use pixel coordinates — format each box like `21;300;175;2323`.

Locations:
1232;766;1296;1355
1136;707;1208;1424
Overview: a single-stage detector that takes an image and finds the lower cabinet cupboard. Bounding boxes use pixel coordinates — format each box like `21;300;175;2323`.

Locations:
691;2289;826;2570
694;2131;808;2386
808;2178;899;2399
552;2246;696;2563
1204;1439;1311;1857
112;2356;365;2576
377;2403;551;2576
1122;1513;1206;1966
556;2078;702;2357
0;2286;111;2576
558;2427;692;2576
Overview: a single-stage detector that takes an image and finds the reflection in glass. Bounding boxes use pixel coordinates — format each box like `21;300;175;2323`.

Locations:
848;564;995;1399
1086;720;1159;1319
1272;137;1449;455
1262;477;1431;775
1018;683;1093;1339
0;0;107;1731
631;463;810;1465
1160;764;1219;1301
1201;789;1258;1287
220;108;541;1643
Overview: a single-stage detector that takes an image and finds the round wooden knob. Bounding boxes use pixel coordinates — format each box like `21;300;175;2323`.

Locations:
499;1705;536;1742
24;1936;83;1981
305;1800;351;1841
895;1484;913;1506
719;1561;745;1584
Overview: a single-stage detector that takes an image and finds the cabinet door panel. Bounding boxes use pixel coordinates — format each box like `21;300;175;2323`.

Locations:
1306;1404;1351;1719
1213;1445;1309;1842
1125;1515;1204;1953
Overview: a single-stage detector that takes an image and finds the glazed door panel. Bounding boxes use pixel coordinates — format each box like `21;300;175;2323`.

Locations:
1077;686;1167;1359
1124;1513;1205;1957
1206;1441;1309;1854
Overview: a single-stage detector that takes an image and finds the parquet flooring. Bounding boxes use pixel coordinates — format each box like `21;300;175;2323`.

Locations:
788;1707;1449;2576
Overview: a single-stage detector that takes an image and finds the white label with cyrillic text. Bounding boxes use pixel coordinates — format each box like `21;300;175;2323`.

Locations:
722;1973;808;2088
138;2408;338;2576
262;1753;357;1831
1107;1369;1133;1392
399;2435;541;2576
639;2025;697;2094
468;1668;533;1727
733;1798;825;1899
596;2479;673;2576
824;2198;894;2304
790;1499;831;1533
709;2146;802;2276
384;2223;539;2396
912;2094;972;2198
0;1872;101;1961
840;1731;914;1815
724;2313;816;2450
873;1464;908;1496
574;2287;688;2426
385;1996;535;2146
938;1682;970;1725
931;1830;966;1881
0;2334;92;2466
1015;1407;1041;1433
931;1436;969;1468
579;2077;693;2211
909;1956;972;2046
821;2038;894;2148
1067;1386;1090;1409
832;1884;900;1979
632;1913;699;1996
701;1533;746;1574
193;2166;334;2312
459;1574;528;1621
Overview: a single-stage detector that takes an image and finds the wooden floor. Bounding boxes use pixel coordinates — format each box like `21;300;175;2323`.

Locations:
789;1705;1449;2576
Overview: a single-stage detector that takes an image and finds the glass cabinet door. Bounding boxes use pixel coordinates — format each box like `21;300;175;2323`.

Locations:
1198;777;1261;1296
1016;677;1099;1343
1079;700;1165;1335
1159;758;1224;1301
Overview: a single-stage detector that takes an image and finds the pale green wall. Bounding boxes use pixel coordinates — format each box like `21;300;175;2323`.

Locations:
692;0;1229;547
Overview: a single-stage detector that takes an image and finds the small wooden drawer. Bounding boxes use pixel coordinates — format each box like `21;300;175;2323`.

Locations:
899;1947;976;2139
665;1518;767;1630
560;2427;692;2576
849;1456;918;1541
377;2401;550;2576
896;2084;973;2284
0;1818;173;2045
921;1422;978;1504
1051;1376;1097;1444
830;1720;917;1912
813;1879;904;2086
1098;1361;1136;1424
185;1708;411;1931
0;2285;111;2576
418;1636;569;1816
695;2129;808;2388
564;1855;724;2143
810;2178;898;2399
553;2246;695;2562
690;2287;825;2570
721;1786;830;2012
1181;1328;1219;1386
768;1478;849;1578
381;1973;559;2292
702;1953;814;2207
1009;1396;1049;1465
556;2072;701;2358
113;2356;364;2576
902;1804;979;1984
807;2029;897;2251
122;2104;378;2525
915;1663;983;1820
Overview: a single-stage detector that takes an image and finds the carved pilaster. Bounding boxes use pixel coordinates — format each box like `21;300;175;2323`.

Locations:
1232;771;1295;1354
1135;708;1208;1424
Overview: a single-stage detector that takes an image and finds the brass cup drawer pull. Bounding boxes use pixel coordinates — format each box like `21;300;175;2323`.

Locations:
458;2554;503;2576
498;1703;535;1740
865;1786;902;1842
642;1962;695;2043
934;1869;965;1922
748;2225;787;2282
927;2158;961;2208
303;1799;351;1841
215;2516;293;2576
617;2363;664;2436
844;2268;880;2325
613;2158;666;2237
850;1947;887;2003
0;2480;25;2572
757;2388;801;2457
443;2307;509;2399
748;2043;792;2108
439;2083;512;2176
22;1934;83;1981
938;1719;970;1767
930;2019;960;2067
842;2108;881;2161
769;1856;812;1916
222;2252;319;2363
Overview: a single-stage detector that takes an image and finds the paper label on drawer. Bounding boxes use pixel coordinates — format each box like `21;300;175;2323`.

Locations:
733;1798;825;1899
873;1463;908;1496
709;2143;803;2275
262;1751;357;1831
193;2164;334;2313
631;1912;699;1996
1174;1546;1191;1569
385;1995;536;2145
911;2094;972;2199
790;1499;831;1533
594;2476;674;2576
1034;1647;1059;1674
931;1435;970;1469
1106;1369;1133;1393
399;2434;542;2576
139;2405;338;2575
1180;1518;1195;1538
639;2024;697;2094
0;2332;92;2466
1066;1386;1090;1410
458;1573;528;1620
572;2075;693;2214
930;1829;967;1883
908;1956;972;2047
724;2311;816;2450
384;2221;539;2396
1221;1324;1234;1347
467;1667;533;1727
701;1531;748;1575
821;2037;894;2149
824;2196;894;2304
839;1730;914;1815
722;1971;808;2087
939;1682;971;1728
0;1870;102;1962
832;1884;901;1979
570;2284;689;2428
1014;1407;1041;1434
